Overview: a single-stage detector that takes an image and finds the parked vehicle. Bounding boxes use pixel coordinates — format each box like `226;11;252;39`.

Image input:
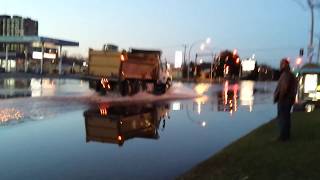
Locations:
294;63;320;112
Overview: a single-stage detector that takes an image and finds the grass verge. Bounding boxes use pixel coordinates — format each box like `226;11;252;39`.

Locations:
178;111;320;180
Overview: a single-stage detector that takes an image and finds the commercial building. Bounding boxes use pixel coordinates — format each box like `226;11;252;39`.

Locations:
0;15;79;74
0;15;38;52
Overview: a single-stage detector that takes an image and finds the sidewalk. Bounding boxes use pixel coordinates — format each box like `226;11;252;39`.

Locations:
178;111;320;180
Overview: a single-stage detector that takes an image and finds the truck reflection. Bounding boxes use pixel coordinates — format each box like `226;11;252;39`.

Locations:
83;103;170;146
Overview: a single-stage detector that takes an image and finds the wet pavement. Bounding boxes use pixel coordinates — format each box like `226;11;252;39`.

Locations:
0;78;276;180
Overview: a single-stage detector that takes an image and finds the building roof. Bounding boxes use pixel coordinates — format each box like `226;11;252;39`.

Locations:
0;36;79;46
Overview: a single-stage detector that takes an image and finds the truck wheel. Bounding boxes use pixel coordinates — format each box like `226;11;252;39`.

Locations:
131;80;140;95
121;80;131;96
138;80;147;92
131;80;145;95
154;82;166;95
141;81;147;91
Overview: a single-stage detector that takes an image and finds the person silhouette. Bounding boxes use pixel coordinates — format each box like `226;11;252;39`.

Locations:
274;58;297;141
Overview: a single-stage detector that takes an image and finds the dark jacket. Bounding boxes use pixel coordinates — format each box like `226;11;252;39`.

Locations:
274;70;297;105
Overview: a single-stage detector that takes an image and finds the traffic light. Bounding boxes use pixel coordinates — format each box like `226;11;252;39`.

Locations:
299;48;304;57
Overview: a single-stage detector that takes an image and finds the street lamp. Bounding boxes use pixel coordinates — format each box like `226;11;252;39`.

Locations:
296;57;303;67
200;44;206;51
187;37;211;81
206;38;211;44
316;34;320;64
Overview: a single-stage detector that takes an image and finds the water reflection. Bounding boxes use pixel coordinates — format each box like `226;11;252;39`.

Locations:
193;83;210;114
189;81;263;115
83;103;170;146
0;81;277;180
240;81;255;112
30;79;57;97
217;81;239;115
0;108;24;124
0;79;31;98
0;78;90;98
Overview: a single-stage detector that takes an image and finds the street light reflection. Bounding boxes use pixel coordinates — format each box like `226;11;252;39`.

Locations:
195;95;209;114
0;108;24;124
194;83;210;114
240;81;255;112
172;102;182;111
194;83;210;95
220;81;239;114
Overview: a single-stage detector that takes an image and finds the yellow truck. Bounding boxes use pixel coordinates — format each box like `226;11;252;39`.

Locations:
83;103;170;146
88;46;172;95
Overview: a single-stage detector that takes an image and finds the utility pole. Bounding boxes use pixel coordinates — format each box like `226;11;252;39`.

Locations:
183;44;187;64
293;0;320;63
307;0;315;63
183;44;187;79
210;53;214;81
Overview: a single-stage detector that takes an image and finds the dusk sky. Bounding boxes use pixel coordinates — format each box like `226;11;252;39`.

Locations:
2;0;319;67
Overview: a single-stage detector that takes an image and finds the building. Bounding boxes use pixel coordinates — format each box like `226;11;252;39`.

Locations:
0;15;38;52
0;15;39;72
0;15;79;74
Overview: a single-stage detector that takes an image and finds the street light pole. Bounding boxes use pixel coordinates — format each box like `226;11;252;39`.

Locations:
308;0;315;63
317;36;320;64
187;42;198;81
183;44;187;79
183;44;187;64
294;0;320;63
210;53;214;81
293;0;320;63
187;38;211;81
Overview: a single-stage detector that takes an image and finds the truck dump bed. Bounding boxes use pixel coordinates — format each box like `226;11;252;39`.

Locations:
121;50;160;81
88;49;121;78
88;48;161;81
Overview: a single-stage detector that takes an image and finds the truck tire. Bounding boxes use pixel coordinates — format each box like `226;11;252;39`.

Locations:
154;82;166;95
131;80;140;95
141;81;147;91
129;80;146;95
121;80;131;96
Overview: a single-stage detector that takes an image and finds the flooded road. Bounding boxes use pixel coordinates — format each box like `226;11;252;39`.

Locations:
0;78;276;179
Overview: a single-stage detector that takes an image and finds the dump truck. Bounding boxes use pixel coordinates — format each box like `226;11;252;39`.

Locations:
88;45;172;96
83;103;170;146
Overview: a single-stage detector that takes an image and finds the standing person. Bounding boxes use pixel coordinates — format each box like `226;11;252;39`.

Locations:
274;58;297;141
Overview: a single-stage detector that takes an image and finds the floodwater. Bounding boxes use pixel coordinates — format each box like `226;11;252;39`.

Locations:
0;78;276;180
